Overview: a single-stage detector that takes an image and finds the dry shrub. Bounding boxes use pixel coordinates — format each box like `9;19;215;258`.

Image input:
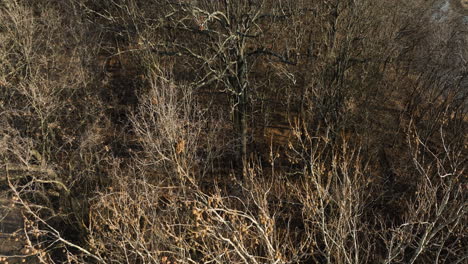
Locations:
0;1;109;262
86;163;311;264
379;123;466;264
0;0;105;187
285;126;374;263
131;70;222;185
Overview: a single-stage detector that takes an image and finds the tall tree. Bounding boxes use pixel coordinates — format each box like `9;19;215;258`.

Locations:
142;0;307;175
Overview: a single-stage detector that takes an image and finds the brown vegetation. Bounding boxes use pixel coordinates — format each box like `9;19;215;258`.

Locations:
0;0;466;263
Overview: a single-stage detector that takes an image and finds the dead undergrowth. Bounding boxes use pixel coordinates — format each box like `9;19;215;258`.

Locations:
0;0;466;263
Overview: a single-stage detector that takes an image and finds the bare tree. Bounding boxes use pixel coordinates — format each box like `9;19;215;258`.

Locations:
128;0;311;176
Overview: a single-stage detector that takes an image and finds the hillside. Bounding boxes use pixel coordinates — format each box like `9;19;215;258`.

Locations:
1;0;467;263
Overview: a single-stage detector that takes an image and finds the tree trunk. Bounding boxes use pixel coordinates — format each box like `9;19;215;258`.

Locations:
233;56;248;178
240;81;248;177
